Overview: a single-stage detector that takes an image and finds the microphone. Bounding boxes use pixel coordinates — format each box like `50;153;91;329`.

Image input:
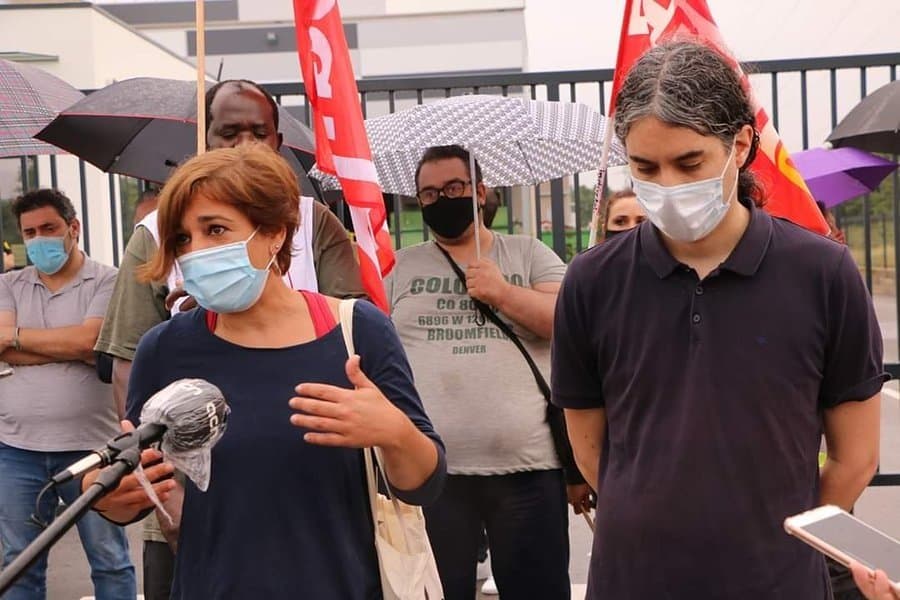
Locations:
50;379;228;486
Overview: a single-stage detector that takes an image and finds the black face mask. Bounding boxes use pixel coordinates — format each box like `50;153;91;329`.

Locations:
422;196;477;239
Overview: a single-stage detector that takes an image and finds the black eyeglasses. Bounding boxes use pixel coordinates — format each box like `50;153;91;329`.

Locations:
416;179;472;205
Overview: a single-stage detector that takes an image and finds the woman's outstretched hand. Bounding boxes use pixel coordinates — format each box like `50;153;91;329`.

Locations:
289;355;415;450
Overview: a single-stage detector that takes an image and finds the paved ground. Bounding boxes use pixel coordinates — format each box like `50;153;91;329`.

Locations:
41;513;591;599
38;400;900;599
10;295;900;599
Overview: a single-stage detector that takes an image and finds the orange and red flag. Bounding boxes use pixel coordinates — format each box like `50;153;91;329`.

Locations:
611;0;829;235
293;0;395;311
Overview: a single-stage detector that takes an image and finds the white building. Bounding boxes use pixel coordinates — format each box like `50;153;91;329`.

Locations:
0;1;202;267
95;0;550;236
0;0;541;258
98;0;528;82
6;1;891;256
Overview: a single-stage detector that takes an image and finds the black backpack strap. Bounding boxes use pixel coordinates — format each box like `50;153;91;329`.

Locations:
433;243;585;485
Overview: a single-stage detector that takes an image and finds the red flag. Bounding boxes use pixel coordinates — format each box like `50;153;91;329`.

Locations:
610;0;829;235
293;0;394;311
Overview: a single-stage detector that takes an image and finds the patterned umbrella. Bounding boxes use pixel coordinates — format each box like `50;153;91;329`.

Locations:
311;94;626;195
0;59;84;158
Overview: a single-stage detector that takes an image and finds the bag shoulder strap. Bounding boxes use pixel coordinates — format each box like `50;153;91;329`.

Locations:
338;298;356;356
337;299;411;548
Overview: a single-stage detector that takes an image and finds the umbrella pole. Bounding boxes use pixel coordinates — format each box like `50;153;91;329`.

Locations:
470;150;480;260
588;120;616;247
49;154;58;189
195;0;207;155
78;159;91;255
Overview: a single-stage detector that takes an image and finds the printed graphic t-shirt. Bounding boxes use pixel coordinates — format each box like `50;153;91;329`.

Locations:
387;234;566;475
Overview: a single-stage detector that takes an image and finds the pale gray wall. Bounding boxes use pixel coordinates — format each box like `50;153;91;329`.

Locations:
185;24;358;56
100;0;238;24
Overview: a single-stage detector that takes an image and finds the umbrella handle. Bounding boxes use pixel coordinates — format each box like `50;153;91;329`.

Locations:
582;508;595;532
470;151;480;260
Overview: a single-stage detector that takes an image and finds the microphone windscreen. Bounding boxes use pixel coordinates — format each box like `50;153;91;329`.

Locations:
140;379;230;453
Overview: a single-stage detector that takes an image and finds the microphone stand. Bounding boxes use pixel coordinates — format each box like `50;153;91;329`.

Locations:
0;445;143;595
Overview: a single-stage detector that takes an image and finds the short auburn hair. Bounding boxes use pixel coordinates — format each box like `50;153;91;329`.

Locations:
141;144;299;282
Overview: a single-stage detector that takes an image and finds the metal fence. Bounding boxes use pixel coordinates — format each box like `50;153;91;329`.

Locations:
260;49;900;488
3;50;899;484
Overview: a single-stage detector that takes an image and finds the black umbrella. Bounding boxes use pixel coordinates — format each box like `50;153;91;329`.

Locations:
827;80;900;154
35;77;318;193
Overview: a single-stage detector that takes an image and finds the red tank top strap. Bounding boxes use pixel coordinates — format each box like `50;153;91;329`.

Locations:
300;290;337;338
204;293;336;338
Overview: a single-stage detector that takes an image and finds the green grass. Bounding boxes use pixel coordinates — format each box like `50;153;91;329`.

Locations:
844;220;896;270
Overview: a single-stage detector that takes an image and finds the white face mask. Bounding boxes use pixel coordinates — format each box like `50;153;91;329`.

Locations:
631;144;738;242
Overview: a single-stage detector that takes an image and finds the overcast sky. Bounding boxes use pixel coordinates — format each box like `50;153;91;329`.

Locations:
524;0;900;71
522;0;899;186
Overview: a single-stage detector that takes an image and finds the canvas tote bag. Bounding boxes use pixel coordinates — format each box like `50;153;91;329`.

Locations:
338;299;444;600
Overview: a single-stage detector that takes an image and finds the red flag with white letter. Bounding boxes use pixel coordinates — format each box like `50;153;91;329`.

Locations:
611;0;828;235
293;0;394;311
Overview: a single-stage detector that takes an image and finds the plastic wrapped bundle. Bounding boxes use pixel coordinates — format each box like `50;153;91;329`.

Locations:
140;378;229;491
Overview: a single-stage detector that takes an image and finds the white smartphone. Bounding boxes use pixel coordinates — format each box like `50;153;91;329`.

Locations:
784;505;900;593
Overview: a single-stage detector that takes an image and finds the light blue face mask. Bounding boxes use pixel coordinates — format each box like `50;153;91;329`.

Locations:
25;232;72;275
177;229;276;314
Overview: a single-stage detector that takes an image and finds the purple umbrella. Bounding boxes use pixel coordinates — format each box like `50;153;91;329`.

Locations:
792;146;898;208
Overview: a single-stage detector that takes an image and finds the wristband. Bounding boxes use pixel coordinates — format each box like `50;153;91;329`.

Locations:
13;326;20;351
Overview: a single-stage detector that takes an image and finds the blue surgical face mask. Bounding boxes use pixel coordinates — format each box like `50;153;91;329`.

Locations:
631;143;737;242
177;229;276;314
25;231;72;275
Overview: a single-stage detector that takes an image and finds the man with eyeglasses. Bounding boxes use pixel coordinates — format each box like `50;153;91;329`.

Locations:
385;144;589;600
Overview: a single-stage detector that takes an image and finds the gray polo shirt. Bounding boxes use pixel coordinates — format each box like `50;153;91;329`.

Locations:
0;257;119;451
551;201;888;599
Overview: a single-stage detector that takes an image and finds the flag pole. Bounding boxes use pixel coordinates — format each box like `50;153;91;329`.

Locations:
587;121;616;247
195;0;206;155
587;0;632;248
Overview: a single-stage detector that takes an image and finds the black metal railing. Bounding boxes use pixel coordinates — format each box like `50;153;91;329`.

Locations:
269;51;899;487
3;50;899;485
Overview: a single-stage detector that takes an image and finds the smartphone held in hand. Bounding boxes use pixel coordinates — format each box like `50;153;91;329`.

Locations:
784;505;900;593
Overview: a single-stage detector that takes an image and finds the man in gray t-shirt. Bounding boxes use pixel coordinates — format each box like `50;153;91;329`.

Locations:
0;189;134;598
387;145;589;600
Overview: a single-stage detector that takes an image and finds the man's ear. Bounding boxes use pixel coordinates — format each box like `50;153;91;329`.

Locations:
70;219;81;245
735;124;754;170
476;181;487;206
